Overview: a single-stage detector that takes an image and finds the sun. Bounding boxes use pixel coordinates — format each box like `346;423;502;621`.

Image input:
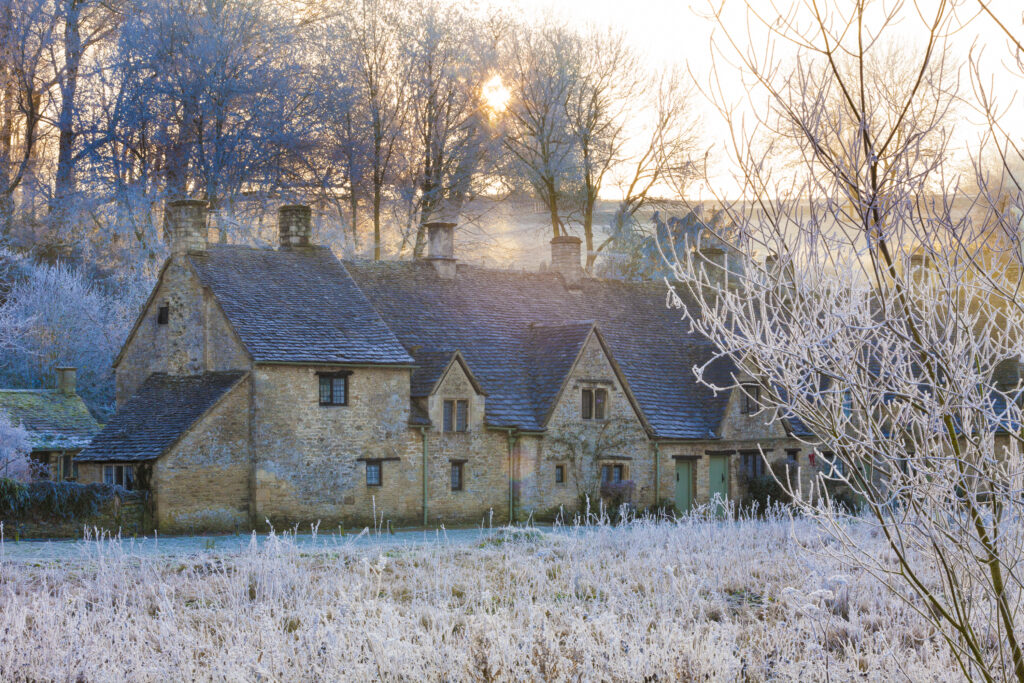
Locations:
481;74;511;113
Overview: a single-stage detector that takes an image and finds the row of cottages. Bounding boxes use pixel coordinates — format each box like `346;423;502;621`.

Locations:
77;200;812;533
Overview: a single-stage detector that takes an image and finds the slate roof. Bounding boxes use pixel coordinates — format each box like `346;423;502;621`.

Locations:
521;321;595;426
188;246;412;365
409;349;458;397
0;389;101;451
345;261;735;438
77;371;247;462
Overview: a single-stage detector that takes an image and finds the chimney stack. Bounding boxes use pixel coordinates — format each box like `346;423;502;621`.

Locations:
56;367;76;396
279;204;312;248
164;200;209;255
426;222;457;278
550;235;583;287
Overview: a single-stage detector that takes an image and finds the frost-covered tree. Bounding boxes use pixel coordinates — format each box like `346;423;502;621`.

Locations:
671;1;1024;679
0;254;147;419
0;409;32;481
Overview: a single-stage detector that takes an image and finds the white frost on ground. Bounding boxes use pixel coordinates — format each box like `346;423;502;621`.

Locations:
0;516;961;681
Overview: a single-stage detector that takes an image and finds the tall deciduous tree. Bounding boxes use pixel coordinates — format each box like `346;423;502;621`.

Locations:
672;1;1024;679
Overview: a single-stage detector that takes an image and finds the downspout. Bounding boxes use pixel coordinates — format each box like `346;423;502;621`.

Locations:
654;441;660;507
419;427;428;527
497;428;518;523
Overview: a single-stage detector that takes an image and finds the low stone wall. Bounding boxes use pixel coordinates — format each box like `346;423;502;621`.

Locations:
0;492;149;540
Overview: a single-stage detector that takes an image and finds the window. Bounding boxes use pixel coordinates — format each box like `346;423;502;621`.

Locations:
785;449;799;467
443;400;468;432
451;463;463;491
103;464;134;489
157;304;169;325
740;384;760;414
582;388;608;420
740;453;766;480
318;372;349;406
555;464;565;484
600;464;624;484
820;451;844;478
365;461;382;486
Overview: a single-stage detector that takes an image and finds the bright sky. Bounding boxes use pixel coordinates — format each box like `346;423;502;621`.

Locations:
484;0;1023;199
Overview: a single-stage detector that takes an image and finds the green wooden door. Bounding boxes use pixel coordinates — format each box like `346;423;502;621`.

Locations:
709;455;729;514
674;460;693;513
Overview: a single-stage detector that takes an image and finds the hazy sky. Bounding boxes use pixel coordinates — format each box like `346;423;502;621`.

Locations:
486;0;1023;198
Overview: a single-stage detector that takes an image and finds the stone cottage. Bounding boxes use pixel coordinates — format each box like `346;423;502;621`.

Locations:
78;200;811;532
0;368;101;481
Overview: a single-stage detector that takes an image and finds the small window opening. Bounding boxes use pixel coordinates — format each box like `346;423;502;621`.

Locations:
740;453;766;479
740;384;760;415
582;388;608;420
451;462;463;491
318;373;349;406
157;304;169;325
103;464;134;489
600;464;624;483
555;464;565;484
365;461;382;486
443;399;468;433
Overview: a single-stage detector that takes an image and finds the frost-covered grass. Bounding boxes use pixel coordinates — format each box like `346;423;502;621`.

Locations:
0;515;959;681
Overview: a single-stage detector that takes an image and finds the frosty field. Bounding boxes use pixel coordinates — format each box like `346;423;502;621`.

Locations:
0;516;958;681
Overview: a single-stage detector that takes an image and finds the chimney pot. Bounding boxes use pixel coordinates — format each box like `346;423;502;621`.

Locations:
279;204;312;248
550;235;583;287
56;367;76;396
164;200;209;255
426;222;457;278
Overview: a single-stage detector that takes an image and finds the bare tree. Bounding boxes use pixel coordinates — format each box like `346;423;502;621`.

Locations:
670;1;1024;679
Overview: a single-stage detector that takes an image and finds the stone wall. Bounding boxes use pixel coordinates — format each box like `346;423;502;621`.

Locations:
115;257;250;406
0;492;148;540
422;360;510;524
152;376;251;533
251;364;422;528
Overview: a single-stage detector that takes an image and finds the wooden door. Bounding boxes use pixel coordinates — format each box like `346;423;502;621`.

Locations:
674;460;693;513
709;455;729;514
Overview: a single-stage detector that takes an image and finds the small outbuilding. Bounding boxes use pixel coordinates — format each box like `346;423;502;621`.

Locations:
0;368;101;481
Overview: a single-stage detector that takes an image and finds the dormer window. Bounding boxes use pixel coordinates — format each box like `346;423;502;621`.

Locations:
582;388;607;420
443;399;468;432
157;304;169;325
740;384;760;415
318;372;350;406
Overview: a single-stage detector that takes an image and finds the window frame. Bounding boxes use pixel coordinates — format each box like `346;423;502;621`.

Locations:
103;464;134;489
450;462;464;491
555;464;565;484
443;399;469;433
365;461;382;487
318;371;351;406
740;384;761;415
740;453;766;480
582;388;608;420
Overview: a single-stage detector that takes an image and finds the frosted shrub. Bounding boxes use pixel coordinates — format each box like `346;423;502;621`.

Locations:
0;518;967;681
0;411;32;482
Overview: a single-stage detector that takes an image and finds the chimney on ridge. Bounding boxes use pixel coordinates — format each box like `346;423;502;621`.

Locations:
164;199;209;256
550;235;583;287
56;367;77;396
279;204;312;248
426;222;457;278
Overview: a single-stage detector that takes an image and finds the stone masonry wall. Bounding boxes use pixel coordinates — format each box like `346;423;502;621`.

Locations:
152;376;251;533
115;257;249;406
423;360;510;524
521;333;651;519
251;365;423;528
1;493;148;540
